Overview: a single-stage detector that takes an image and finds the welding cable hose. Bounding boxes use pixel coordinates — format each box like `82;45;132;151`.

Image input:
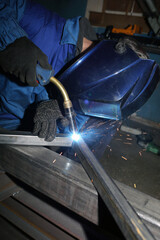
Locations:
49;76;77;134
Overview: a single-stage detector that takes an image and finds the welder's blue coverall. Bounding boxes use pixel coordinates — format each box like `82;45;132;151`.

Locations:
0;0;81;129
0;0;118;159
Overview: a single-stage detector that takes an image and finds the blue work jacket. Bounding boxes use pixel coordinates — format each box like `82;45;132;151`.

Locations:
0;0;80;129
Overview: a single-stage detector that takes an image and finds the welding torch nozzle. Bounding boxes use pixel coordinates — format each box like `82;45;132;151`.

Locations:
64;100;77;134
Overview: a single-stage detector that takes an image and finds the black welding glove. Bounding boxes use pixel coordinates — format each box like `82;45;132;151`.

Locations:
33;100;69;141
0;37;52;87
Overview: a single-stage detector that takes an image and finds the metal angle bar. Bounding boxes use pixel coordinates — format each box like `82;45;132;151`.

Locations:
75;136;156;240
0;202;52;240
0;133;72;147
2;197;77;240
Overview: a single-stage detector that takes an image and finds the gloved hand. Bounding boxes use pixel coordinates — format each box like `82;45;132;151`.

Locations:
33;100;69;141
0;37;52;87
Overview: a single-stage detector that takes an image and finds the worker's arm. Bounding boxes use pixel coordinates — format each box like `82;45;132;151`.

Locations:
76;17;97;55
0;0;51;87
0;0;27;50
81;37;93;52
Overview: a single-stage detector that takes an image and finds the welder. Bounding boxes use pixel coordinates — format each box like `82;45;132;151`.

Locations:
0;0;159;160
0;0;97;140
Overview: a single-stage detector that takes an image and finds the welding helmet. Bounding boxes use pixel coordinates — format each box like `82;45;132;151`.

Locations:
57;39;160;120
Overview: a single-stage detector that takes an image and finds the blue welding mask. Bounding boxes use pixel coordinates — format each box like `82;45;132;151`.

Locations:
57;39;160;120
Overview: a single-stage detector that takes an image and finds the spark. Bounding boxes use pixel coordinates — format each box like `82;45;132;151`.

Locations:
74;152;77;157
123;142;132;145
86;125;94;130
91;179;93;183
59;152;63;155
96;122;106;127
121;156;127;160
134;183;137;188
53;159;56;164
126;137;132;141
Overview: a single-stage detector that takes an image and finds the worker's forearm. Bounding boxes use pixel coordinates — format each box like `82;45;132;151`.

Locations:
0;0;27;50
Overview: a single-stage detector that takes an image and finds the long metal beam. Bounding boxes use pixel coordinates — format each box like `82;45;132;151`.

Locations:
0;133;72;147
75;136;156;240
0;145;99;224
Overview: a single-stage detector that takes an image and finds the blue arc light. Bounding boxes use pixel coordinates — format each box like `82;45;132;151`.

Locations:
71;133;80;142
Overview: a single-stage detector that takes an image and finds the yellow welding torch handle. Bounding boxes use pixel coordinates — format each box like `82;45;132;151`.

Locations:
50;76;73;109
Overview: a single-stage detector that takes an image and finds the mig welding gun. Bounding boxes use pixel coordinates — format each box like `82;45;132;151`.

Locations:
36;64;77;137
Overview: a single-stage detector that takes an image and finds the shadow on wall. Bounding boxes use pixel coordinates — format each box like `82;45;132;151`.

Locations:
135;53;160;123
135;83;160;123
34;0;87;18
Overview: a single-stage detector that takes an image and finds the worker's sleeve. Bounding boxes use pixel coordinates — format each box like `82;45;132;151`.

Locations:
60;16;81;62
35;87;49;103
61;17;81;46
60;16;97;57
0;0;27;50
